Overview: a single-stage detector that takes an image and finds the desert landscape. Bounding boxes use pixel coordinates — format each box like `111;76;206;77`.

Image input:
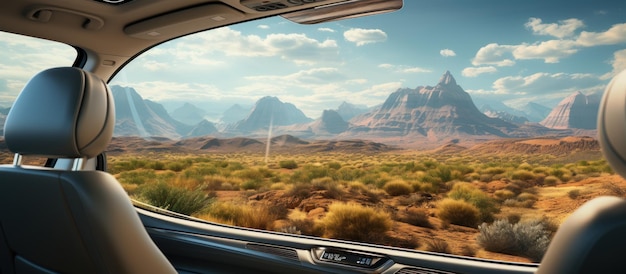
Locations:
20;134;609;263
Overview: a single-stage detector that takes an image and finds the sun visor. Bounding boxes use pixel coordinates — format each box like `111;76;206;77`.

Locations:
124;4;244;39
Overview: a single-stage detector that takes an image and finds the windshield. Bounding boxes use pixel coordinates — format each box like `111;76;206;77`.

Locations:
105;0;626;263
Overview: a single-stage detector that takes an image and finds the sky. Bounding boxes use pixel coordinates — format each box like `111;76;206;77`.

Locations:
2;0;626;120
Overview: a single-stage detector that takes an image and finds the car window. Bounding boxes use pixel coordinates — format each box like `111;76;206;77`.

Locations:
108;0;625;263
0;32;77;165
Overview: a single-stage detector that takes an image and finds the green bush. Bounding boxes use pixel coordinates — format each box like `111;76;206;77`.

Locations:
447;183;498;222
279;160;298;169
117;169;156;185
318;202;392;242
477;219;551;262
511;170;536;181
543;176;561;186
383;179;413;196
138;181;212;215
568;189;581;199
437;198;480;227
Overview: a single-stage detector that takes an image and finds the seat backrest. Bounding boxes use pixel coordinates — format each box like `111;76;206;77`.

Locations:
0;67;176;274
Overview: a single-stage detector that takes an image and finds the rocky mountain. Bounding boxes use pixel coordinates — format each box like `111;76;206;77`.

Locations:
232;96;312;133
520;102;552;122
482;105;529;124
219;104;251;124
171;102;207;125
336;101;369;121
186;119;219;137
110;85;192;139
350;71;516;139
540;91;600;130
309;110;349;134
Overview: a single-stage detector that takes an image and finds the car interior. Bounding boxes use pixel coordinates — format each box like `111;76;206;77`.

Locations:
1;0;626;273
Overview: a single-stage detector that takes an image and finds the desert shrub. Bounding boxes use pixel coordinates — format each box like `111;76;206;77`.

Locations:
550;168;572;182
117;169;156;185
518;163;532;171
532;166;550;175
137;181;212;215
146;160;166;170
433;165;453;183
447;183;498;222
517;192;538;202
483;167;507;175
337;166;365;181
312;177;344;199
327;162;342;170
437;198;480;227
479;174;493;183
283;209;323;236
202;202;278;230
165;161;188;172
511;170;536;181
543;176;560;186
279;160;298;169
568;189;581;199
465;172;481;181
397;207;433;228
424;238;451;254
383;179;413;196
318;202;392;242
494;189;515;201
285;183;312;199
477;219;551;262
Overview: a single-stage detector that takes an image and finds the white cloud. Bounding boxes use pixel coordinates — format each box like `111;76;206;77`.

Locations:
0;32;76;105
257;25;270;29
462;66;497;77
577;23;626;47
440;49;456;57
513;40;579;63
318;28;335;33
378;63;431;74
473;40;579;65
163;27;339;66
525;17;584;39
492;72;600;95
602;49;626;80
347;78;368;84
472;43;516;67
400;67;432;73
343;28;387;46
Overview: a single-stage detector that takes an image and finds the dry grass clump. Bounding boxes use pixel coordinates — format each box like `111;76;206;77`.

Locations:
383;179;413;196
437;198;480;228
447;183;497;222
199;202;278;230
317;202;392;242
424;238;451;254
